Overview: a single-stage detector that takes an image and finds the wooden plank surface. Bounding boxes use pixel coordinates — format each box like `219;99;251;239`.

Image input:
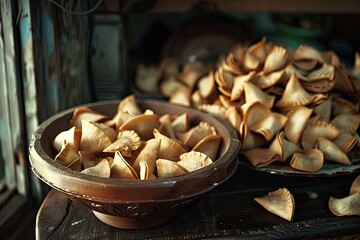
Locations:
36;165;360;239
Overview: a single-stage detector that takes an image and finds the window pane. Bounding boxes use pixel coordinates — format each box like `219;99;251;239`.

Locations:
0;2;22;193
0;16;16;191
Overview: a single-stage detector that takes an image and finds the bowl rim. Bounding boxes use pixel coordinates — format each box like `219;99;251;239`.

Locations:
29;99;240;202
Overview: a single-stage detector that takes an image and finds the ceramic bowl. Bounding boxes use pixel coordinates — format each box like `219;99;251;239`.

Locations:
29;99;240;229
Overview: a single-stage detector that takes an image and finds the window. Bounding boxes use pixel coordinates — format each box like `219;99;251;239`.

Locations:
0;0;23;198
0;1;41;239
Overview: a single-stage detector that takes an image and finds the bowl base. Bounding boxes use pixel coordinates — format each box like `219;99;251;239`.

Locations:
92;210;175;229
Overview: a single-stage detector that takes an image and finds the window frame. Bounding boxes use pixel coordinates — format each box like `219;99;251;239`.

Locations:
0;0;44;238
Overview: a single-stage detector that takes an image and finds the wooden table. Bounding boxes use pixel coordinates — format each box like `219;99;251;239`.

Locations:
36;164;360;240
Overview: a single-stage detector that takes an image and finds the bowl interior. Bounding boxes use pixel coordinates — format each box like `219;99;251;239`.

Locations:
29;99;240;202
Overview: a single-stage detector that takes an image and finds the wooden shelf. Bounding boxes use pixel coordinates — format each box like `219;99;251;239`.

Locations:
36;165;360;239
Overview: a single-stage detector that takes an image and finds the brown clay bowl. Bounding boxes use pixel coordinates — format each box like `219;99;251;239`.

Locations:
29;99;240;229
